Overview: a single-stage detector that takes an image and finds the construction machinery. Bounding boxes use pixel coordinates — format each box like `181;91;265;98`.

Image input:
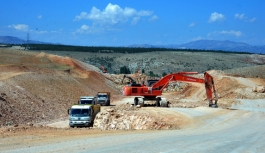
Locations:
68;104;100;127
95;92;111;106
68;96;101;128
100;66;107;73
78;96;96;104
122;71;218;108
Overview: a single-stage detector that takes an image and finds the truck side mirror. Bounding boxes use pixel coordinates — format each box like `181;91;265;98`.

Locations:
67;109;70;115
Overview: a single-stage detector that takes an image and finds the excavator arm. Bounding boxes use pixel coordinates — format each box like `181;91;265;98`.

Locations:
151;72;204;91
204;72;218;107
122;75;137;84
151;72;218;107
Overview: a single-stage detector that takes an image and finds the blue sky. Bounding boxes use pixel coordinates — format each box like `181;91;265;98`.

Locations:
1;0;265;46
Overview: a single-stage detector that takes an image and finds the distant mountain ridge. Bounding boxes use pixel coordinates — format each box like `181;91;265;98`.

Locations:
128;40;265;54
1;36;264;54
178;40;265;54
0;36;50;44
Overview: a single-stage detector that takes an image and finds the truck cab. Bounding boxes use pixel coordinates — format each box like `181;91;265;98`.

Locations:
79;96;95;105
68;105;94;127
68;96;101;128
95;92;110;106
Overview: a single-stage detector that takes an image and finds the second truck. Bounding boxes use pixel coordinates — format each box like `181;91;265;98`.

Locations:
95;92;111;106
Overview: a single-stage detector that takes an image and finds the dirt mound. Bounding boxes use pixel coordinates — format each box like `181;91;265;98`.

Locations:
93;104;189;130
0;49;120;127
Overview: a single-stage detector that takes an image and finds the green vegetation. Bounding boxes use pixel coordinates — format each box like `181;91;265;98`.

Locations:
22;44;253;54
162;72;167;76
120;66;131;74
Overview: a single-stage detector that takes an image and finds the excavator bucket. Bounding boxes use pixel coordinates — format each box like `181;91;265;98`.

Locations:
204;72;218;108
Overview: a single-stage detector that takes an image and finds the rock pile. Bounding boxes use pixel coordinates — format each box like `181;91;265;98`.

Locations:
93;104;179;130
253;86;265;93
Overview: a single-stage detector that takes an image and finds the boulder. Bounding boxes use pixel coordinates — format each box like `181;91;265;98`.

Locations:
253;86;265;93
257;86;265;93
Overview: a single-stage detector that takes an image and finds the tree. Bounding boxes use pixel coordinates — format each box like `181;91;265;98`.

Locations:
120;66;131;74
149;71;154;77
162;72;167;77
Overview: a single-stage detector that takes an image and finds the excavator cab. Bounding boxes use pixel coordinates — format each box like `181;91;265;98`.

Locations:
147;80;159;87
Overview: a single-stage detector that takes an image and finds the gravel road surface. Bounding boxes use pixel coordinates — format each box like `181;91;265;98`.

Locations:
2;100;265;153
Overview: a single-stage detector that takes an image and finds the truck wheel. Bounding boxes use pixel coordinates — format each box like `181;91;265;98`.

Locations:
134;97;138;106
108;100;110;106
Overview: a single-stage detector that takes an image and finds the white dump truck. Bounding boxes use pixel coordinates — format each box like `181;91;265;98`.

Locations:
95;92;110;106
78;96;96;105
68;96;100;128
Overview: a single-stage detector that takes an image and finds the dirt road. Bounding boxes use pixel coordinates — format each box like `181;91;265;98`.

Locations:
1;101;265;153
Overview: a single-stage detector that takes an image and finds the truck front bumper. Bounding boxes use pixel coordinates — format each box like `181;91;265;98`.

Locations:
69;121;91;127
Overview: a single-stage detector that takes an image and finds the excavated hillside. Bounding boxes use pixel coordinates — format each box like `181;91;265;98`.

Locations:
0;48;121;127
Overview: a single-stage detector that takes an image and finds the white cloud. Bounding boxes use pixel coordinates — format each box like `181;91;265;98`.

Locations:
235;13;245;19
249;18;256;22
189;22;195;27
80;25;90;30
75;25;90;34
208;30;242;37
208;12;225;23
149;15;158;21
220;30;242;37
137;10;153;16
37;15;42;19
191;36;203;41
235;13;256;22
74;24;102;34
73;3;154;25
8;24;29;31
132;17;140;24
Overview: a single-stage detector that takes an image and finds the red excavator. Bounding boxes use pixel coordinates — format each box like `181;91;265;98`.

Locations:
122;71;218;108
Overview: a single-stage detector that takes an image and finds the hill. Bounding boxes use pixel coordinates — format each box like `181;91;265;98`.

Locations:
0;48;121;126
1;36;265;54
0;36;51;44
129;40;265;54
39;50;265;77
178;40;265;54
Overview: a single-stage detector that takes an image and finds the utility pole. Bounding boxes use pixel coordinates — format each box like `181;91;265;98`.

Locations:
26;33;29;50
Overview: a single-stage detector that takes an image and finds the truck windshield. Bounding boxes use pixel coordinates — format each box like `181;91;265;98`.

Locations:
80;99;93;104
98;95;107;98
71;109;90;116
